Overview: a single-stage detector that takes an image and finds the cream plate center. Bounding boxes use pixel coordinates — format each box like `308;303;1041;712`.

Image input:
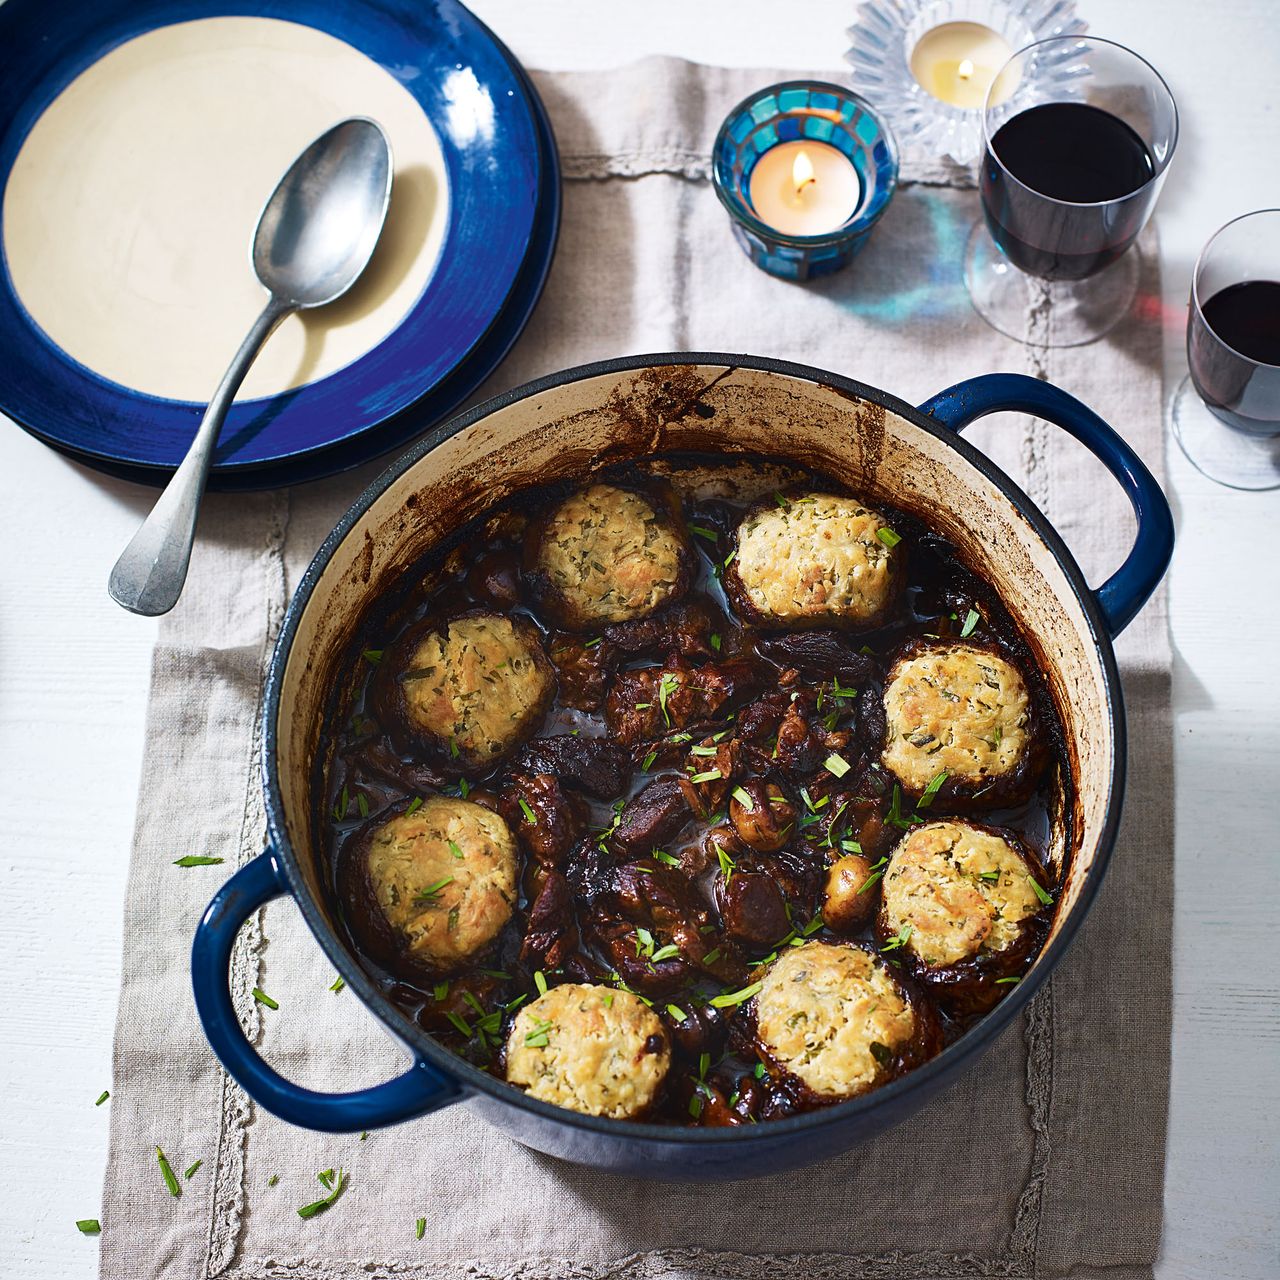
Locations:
2;16;450;402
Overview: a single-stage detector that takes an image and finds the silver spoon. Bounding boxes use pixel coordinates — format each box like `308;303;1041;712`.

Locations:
109;117;393;616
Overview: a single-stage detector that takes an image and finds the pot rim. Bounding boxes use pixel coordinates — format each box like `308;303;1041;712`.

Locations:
261;351;1126;1145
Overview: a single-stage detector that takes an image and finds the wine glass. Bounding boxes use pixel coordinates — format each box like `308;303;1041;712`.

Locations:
1172;210;1280;490
965;36;1178;347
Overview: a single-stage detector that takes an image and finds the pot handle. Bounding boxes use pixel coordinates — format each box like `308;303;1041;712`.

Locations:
917;373;1174;637
191;848;461;1132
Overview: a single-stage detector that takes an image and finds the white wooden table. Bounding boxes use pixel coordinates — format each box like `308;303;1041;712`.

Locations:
1;2;1276;1276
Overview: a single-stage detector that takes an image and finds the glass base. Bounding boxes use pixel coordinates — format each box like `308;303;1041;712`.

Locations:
1171;376;1280;491
963;222;1140;347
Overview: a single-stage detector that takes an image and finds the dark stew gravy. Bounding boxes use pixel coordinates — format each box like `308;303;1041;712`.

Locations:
321;455;1070;1126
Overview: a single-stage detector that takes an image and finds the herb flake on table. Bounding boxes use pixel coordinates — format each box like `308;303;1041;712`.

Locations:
297;1167;347;1219
155;1147;180;1197
184;1160;202;1179
329;976;346;993
173;855;224;867
416;1217;427;1240
94;1090;110;1106
252;987;278;1009
76;1219;101;1235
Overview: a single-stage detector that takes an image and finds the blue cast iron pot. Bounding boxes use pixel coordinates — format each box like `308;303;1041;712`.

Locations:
191;354;1172;1180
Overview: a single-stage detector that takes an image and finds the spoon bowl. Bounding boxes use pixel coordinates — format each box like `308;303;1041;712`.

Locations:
254;118;393;307
108;117;393;617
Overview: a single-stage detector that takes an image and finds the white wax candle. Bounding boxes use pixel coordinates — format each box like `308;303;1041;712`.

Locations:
748;140;862;237
909;22;1017;110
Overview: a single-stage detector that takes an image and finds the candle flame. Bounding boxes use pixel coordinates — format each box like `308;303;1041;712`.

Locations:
957;58;975;80
792;148;816;193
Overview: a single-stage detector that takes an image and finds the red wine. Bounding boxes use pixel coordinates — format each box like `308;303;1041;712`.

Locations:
1189;281;1280;435
981;102;1157;281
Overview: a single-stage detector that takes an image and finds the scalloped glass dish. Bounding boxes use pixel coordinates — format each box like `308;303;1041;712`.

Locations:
845;0;1086;165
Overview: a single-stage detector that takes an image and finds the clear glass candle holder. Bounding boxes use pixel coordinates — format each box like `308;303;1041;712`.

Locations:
845;0;1086;166
712;80;899;282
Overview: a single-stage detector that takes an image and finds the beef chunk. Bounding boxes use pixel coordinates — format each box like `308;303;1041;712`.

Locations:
608;777;694;858
516;735;630;799
603;599;718;661
520;868;576;969
498;772;584;863
755;630;877;683
463;549;523;611
605;659;764;745
679;735;740;815
547;633;612;710
718;872;790;949
351;736;449;793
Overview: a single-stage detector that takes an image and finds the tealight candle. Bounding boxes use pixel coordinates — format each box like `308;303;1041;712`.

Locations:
909;21;1016;109
748;141;862;237
712;80;898;281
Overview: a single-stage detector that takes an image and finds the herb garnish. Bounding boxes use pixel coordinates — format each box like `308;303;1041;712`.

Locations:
882;923;914;952
917;769;948;808
95;1091;110;1106
330;976;346;993
730;785;755;812
710;981;762;1009
652;849;680;867
876;527;901;549
534;970;548;996
1029;878;1054;906
76;1219;101;1235
414;877;454;904
823;752;851;778
641;750;658;771
960;608;980;638
657;672;680;726
716;845;736;881
690;768;722;784
996;976;1022;985
298;1167;348;1219
362;649;383;664
156;1147;181;1197
666;1004;687;1022
416;1217;427;1240
518;797;537;825
173;855;224;867
184;1160;202;1179
710;633;722;652
447;840;465;860
252;988;278;1010
857;860;886;893
524;1018;553;1047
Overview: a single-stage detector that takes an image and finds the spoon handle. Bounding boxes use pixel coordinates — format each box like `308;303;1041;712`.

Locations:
108;297;294;616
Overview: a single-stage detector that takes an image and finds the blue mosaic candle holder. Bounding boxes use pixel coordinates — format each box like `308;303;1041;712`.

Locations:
712;80;899;281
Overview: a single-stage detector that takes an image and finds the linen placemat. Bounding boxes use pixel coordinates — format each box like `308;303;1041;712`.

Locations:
99;59;1172;1280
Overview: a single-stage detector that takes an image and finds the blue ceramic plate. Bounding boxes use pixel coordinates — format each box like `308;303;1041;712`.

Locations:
0;0;543;478
45;48;561;493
